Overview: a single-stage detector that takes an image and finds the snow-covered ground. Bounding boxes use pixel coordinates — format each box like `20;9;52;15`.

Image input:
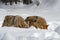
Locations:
0;26;60;40
0;0;60;40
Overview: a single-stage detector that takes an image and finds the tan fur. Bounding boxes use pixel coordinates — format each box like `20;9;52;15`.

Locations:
2;15;29;28
12;15;29;28
25;16;48;29
2;15;15;27
2;15;48;29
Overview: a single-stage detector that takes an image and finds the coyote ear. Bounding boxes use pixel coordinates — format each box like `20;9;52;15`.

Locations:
46;25;49;29
47;25;49;27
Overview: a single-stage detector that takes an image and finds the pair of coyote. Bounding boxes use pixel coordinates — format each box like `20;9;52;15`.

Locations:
2;15;48;29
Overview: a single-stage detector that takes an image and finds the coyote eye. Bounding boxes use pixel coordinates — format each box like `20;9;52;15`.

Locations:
33;20;37;22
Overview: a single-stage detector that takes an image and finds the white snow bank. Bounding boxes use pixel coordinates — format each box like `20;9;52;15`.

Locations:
0;27;47;40
48;21;60;31
55;26;60;35
0;27;60;40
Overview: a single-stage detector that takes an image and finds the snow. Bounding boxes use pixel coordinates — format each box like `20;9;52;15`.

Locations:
0;0;60;40
55;26;60;35
0;27;60;40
